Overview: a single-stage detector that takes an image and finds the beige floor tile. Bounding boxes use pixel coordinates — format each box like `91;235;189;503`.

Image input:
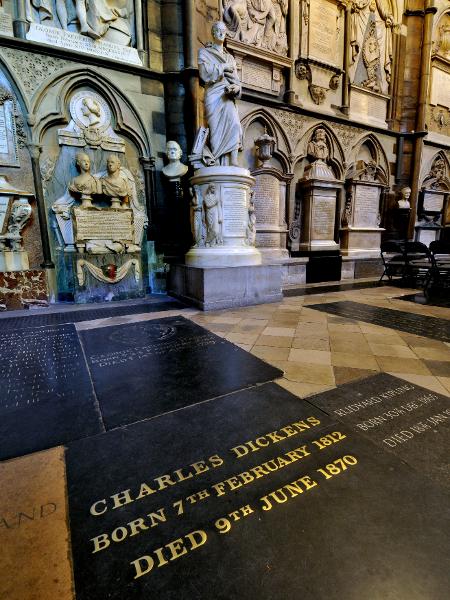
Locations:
234;343;253;352
363;333;408;346
327;323;361;333
368;343;417;358
284;362;335;385
0;448;74;600
255;335;293;348
297;309;328;322
288;348;332;364
208;316;243;324
231;324;267;334
331;352;380;370
330;336;372;355
386;372;450;396
376;356;432;375
411;346;450;361
292;337;330;351
333;366;378;385
437;376;450;393
296;322;329;335
225;332;260;345
397;333;447;348
239;318;270;326
262;326;296;337
251;346;291;362
276;378;334;398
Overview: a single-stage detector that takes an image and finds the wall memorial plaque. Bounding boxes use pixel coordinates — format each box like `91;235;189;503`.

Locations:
0;324;102;460
80;317;282;429
309;0;339;66
65;382;450;600
0;98;19;167
222;187;248;237
307;373;450;490
0;196;10;233
74;208;134;242
423;191;444;212
311;194;335;240
353;185;380;228
308;301;450;342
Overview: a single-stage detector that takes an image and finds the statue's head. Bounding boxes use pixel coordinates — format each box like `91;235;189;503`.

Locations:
400;186;411;199
81;97;101;119
75;152;91;172
166;140;182;162
315;128;326;142
211;21;227;43
106;155;121;174
432;158;446;180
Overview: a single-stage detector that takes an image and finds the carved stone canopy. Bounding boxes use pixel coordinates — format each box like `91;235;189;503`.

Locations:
423;156;450;191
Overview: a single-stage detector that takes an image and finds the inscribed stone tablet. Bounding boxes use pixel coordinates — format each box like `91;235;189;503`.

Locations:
0;197;10;233
311;194;335;240
423;192;444;212
307;373;450;489
222;186;248;236
309;0;338;65
74;208;134;241
253;174;279;225
0;324;101;460
65;382;450;600
353;185;380;228
0;100;19;167
80;316;282;428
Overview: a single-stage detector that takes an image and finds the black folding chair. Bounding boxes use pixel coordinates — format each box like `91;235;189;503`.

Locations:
379;241;406;282
404;241;432;286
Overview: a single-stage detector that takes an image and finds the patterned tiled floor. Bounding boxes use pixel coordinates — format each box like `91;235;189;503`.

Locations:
188;286;450;399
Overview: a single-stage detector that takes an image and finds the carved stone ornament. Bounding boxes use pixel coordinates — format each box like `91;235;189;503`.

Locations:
362;20;382;93
309;85;327;105
254;128;275;165
58;91;125;152
0;176;33;253
434;15;450;60
222;0;289;56
77;258;140;286
423;157;450;191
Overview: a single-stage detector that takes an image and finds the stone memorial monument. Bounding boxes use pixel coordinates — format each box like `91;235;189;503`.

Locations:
169;22;281;309
416;156;450;245
340;158;387;257
0;175;33;271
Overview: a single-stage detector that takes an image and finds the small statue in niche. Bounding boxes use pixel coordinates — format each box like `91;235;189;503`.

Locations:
190;186;205;248
246;190;256;246
101;154;131;209
68;151;101;209
162;141;188;181
203;184;223;247
307;128;329;162
397;186;411;209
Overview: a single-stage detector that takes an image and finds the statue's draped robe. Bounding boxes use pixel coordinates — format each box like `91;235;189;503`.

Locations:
198;44;242;164
66;0;121;37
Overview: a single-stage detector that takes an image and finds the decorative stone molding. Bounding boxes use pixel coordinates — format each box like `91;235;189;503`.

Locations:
77;258;140;286
2;48;67;97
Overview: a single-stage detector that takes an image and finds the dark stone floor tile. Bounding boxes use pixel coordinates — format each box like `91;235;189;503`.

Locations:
305;372;450;490
65;382;450;600
0;325;102;461
80;316;282;429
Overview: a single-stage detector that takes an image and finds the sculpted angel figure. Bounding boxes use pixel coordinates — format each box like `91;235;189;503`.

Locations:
203;184;223;247
198;21;242;166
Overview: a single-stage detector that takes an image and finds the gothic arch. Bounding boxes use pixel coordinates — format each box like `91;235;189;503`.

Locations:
31;68;151;158
0;54;32;117
295;122;345;180
421;151;450;191
240;108;292;173
347;134;390;185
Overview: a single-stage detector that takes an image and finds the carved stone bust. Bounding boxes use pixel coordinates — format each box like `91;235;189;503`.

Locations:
162;141;188;181
307;128;329;162
397;186;411;209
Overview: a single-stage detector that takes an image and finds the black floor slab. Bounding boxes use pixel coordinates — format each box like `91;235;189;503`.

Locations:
80;316;283;429
66;382;450;600
306;372;450;489
396;293;450;308
0;324;102;461
0;298;186;331
308;300;450;342
283;279;381;297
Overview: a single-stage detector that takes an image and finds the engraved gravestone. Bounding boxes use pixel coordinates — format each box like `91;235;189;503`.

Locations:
307;373;450;490
308;301;450;342
66;382;450;600
0;324;101;460
80;316;282;429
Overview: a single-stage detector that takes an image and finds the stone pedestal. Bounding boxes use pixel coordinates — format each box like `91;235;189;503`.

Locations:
341;182;385;257
298;162;341;253
185;167;261;268
169;263;282;311
251;168;292;261
0;250;29;271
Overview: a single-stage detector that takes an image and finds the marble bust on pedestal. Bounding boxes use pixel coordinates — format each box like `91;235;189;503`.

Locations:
101;155;131;209
398;186;411;209
162;141;188;181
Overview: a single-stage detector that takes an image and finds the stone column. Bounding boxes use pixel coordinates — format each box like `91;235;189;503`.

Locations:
284;0;297;104
13;0;28;39
135;0;147;64
341;3;351;115
140;156;157;241
28;144;54;269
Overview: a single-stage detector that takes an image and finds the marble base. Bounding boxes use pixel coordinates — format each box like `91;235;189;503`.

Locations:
169;263;283;310
279;257;308;286
0;270;48;310
185;246;261;268
187;166;262;268
0;250;29;271
341;257;384;280
340;228;384;257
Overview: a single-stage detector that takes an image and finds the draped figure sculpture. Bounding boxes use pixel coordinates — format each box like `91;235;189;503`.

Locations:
198;21;242;167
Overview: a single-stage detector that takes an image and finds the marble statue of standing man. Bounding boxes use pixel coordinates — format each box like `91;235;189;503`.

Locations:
198;21;242;167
